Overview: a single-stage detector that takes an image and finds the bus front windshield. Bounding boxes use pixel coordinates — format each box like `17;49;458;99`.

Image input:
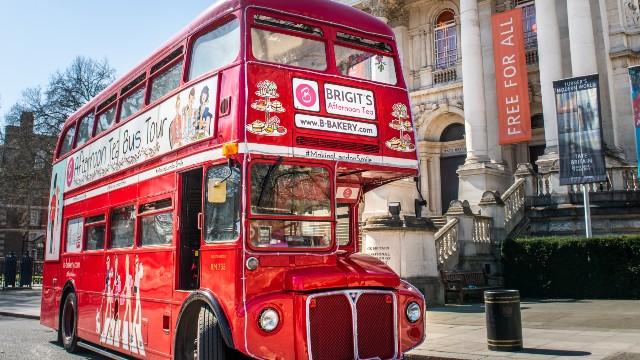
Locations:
249;163;332;249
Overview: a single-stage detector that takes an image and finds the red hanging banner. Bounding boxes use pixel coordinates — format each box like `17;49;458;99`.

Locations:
492;8;532;144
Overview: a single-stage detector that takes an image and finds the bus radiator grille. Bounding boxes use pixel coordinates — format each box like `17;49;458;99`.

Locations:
307;291;397;360
308;294;355;360
296;136;380;154
356;293;395;359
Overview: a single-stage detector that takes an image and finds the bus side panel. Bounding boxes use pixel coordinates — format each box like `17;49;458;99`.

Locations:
40;262;60;329
245;64;292;149
137;247;175;358
77;250;105;344
198;246;240;340
217;65;243;144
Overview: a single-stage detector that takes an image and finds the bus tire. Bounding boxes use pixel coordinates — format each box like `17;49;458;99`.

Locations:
197;305;231;360
61;292;79;353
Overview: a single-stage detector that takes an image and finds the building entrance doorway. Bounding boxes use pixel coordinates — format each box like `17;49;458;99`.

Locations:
440;155;465;212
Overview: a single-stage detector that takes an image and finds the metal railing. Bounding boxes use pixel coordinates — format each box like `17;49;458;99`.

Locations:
1;259;43;288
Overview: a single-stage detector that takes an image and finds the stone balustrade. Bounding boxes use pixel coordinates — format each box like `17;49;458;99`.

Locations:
472;216;492;243
434;218;459;266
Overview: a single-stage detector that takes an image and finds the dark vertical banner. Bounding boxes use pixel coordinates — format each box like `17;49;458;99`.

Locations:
628;65;640;172
553;74;606;185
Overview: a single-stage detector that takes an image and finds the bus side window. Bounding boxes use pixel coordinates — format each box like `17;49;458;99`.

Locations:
188;18;240;81
75;112;94;148
65;217;84;253
110;205;135;248
95;105;115;136
85;214;106;251
150;60;183;103
58;125;76;157
139;199;173;246
119;87;145;121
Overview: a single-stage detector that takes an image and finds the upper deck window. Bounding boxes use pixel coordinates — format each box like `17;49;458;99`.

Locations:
254;15;324;37
120;87;145;120
59;126;76;157
188;19;240;81
150;60;183;103
95;106;116;136
251;28;327;71
119;74;146;121
75;113;94;148
334;45;397;85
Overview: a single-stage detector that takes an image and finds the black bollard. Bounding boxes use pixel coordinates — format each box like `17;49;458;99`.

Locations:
485;289;522;351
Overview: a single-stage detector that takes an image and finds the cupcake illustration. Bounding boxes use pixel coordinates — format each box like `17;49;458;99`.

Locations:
247;80;287;136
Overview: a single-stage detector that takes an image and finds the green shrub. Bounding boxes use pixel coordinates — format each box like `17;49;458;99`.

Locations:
502;235;640;299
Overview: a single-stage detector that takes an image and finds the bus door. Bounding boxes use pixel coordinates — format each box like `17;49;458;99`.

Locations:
178;168;203;290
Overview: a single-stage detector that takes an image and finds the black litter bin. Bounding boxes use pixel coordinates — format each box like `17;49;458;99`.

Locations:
20;253;33;287
485;289;522;351
4;252;17;288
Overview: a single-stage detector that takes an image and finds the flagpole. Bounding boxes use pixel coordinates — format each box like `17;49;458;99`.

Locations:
582;184;592;238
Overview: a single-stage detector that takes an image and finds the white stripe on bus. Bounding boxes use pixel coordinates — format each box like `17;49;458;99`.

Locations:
64;144;417;205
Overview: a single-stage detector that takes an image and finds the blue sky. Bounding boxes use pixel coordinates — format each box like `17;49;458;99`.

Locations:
0;0;218;120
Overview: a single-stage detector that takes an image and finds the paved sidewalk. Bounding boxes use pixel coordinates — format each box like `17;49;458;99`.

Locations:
1;289;639;360
0;287;41;319
407;299;640;360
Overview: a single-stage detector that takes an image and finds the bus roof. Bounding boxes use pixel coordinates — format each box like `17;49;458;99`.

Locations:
63;0;393;129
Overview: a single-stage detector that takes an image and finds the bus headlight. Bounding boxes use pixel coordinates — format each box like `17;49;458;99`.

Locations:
258;308;279;332
406;302;421;323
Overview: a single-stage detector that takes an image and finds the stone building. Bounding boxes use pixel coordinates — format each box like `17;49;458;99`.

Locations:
0;112;54;261
340;0;640;303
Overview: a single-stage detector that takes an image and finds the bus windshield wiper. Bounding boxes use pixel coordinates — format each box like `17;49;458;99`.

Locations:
256;156;284;209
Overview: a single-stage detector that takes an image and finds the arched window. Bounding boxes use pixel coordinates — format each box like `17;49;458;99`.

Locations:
439;123;465;142
434;9;457;69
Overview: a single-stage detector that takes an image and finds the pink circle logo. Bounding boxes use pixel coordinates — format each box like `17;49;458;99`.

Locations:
343;188;353;199
295;83;317;108
66;158;75;187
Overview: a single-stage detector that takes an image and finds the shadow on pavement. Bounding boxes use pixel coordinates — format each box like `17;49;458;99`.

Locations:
428;303;485;313
518;348;591;356
48;341;107;360
521;298;590;304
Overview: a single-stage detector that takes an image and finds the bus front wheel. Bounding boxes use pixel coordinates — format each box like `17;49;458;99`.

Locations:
197;305;231;360
61;292;79;353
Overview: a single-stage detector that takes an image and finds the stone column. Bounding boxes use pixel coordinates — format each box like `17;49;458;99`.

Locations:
425;25;434;67
456;0;510;208
460;0;488;163
567;0;598;76
535;0;563;153
420;30;427;68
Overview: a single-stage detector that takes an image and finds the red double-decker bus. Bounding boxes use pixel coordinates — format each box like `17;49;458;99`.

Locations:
41;0;426;358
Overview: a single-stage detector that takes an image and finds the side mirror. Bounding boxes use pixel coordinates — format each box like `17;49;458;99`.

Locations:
207;178;227;203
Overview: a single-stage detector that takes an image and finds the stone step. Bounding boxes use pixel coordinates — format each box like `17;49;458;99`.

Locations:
429;216;448;229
